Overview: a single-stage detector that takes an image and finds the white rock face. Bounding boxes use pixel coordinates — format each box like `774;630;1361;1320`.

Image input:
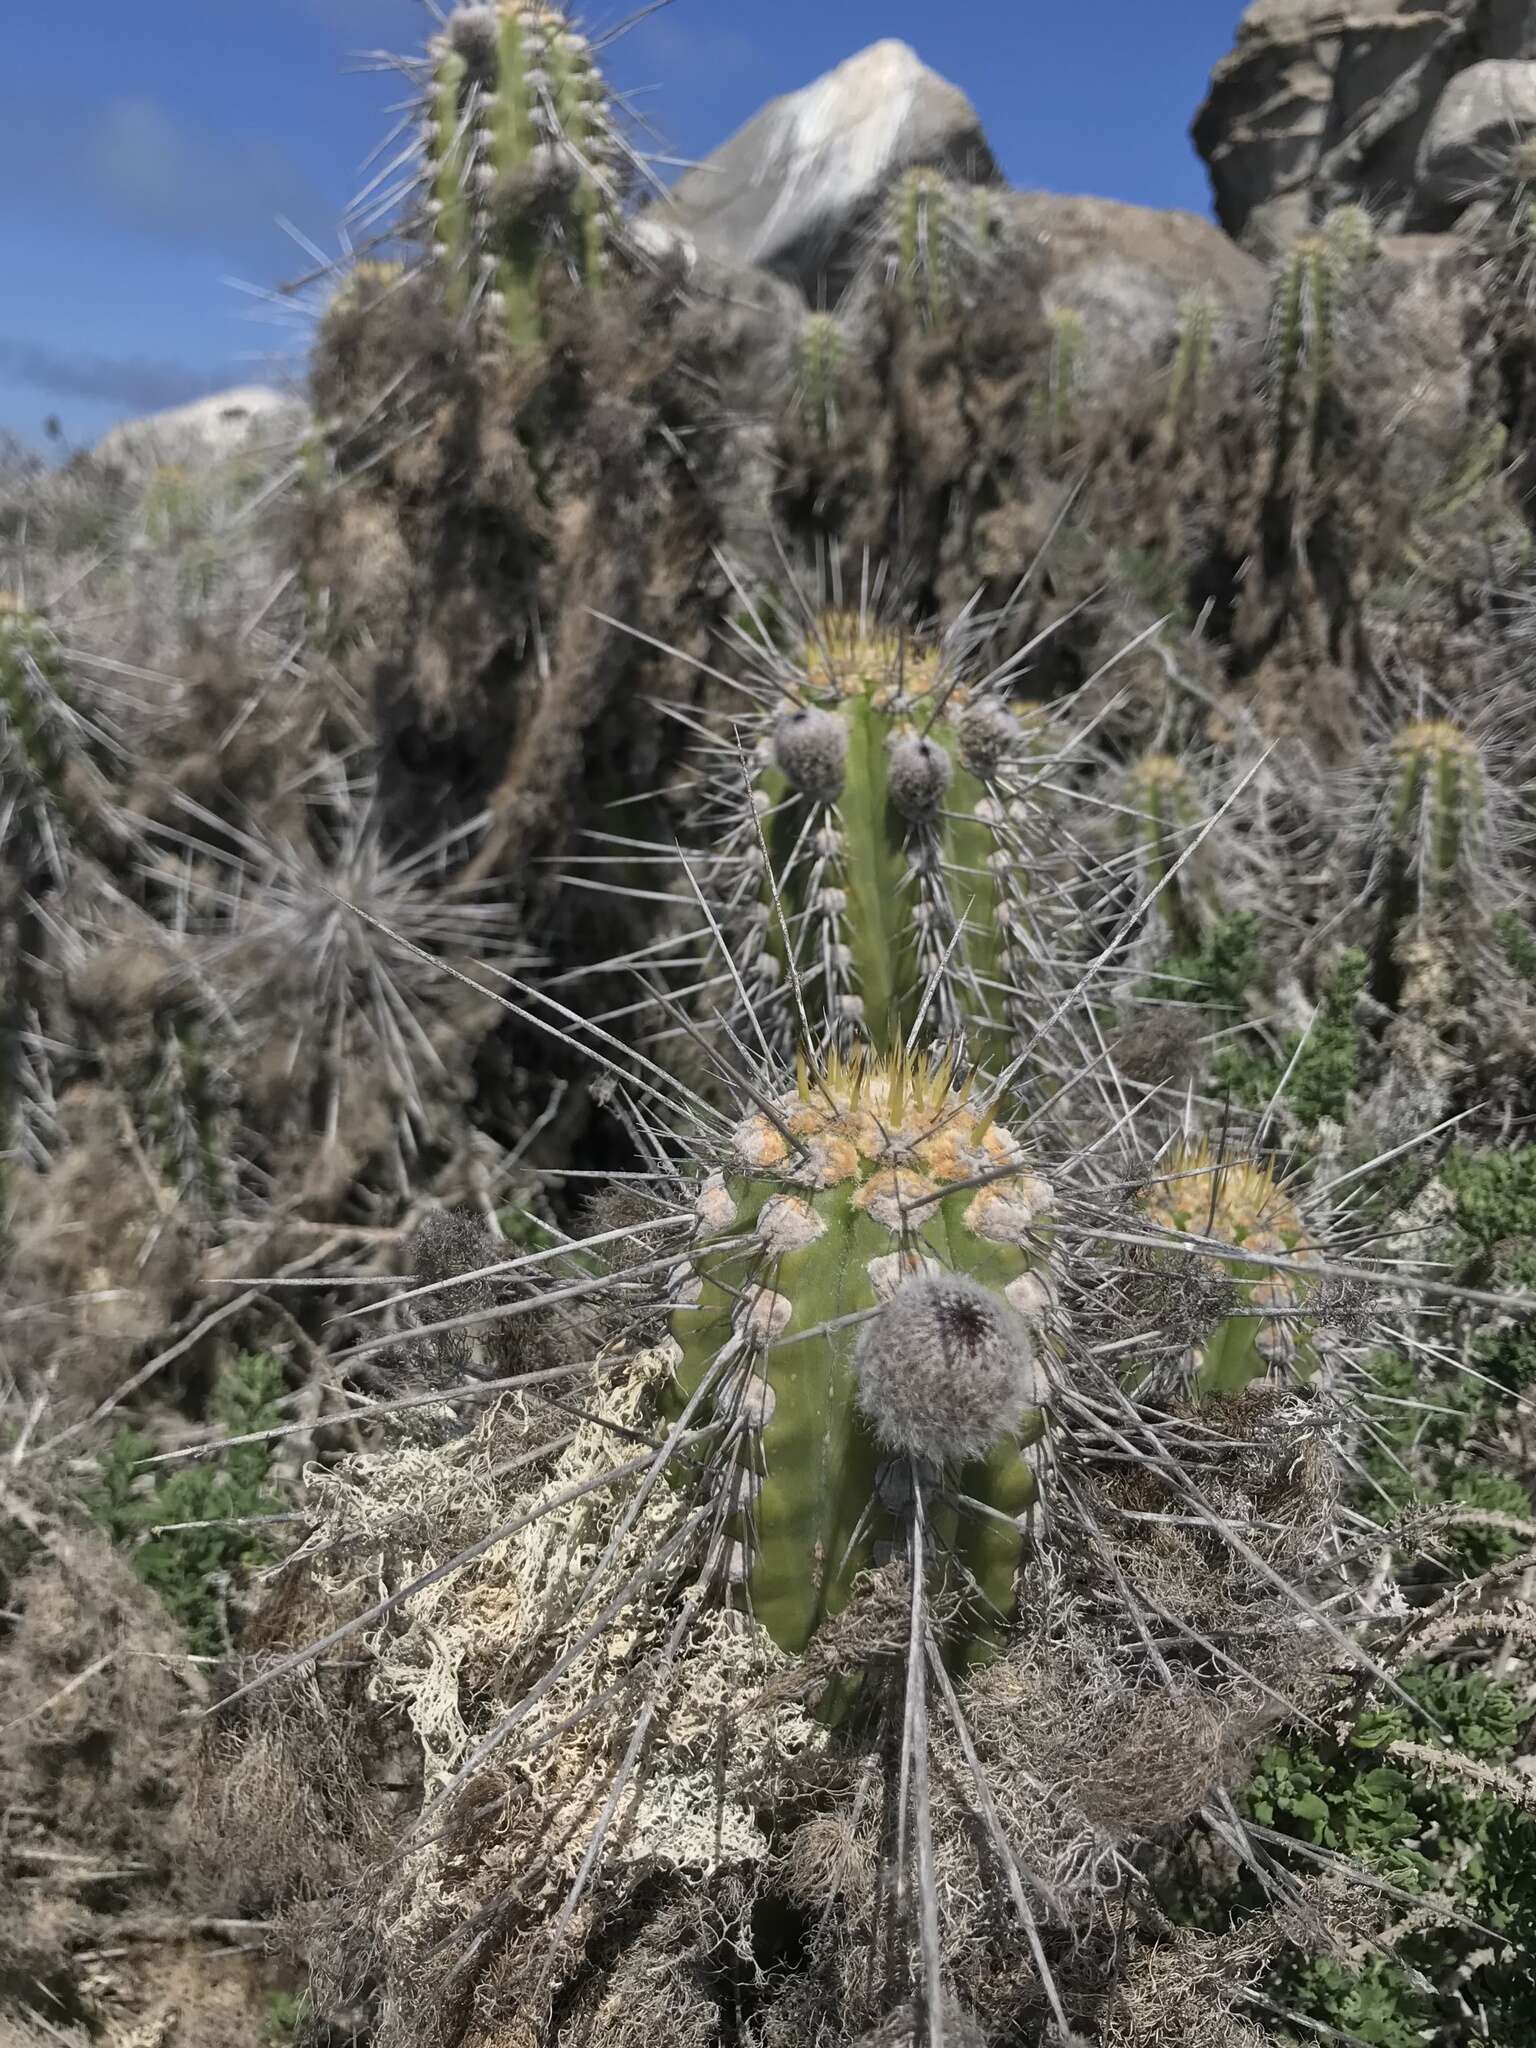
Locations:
95;386;307;472
646;40;997;297
1417;58;1536;207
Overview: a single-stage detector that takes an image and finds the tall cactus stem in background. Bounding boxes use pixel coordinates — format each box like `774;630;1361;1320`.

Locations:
424;2;622;348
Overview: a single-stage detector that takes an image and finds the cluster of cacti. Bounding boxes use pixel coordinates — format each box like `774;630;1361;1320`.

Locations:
421;0;627;346
9;11;1536;2048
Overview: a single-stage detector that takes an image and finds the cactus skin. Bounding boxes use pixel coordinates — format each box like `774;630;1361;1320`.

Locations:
737;614;1061;1073
425;2;621;348
668;1055;1054;1669
1138;1142;1319;1396
0;595;92;879
1037;305;1085;456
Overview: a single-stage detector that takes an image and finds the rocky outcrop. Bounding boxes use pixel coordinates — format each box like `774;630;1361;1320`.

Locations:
1001;192;1268;396
94;385;307;473
644;40;998;299
1417;55;1536;203
1193;1;1536;254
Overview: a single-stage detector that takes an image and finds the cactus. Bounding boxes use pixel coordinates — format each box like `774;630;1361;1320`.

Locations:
1036;304;1085;455
1137;1139;1319;1396
422;1;625;347
669;1050;1054;1669
1367;717;1487;1006
720;610;1074;1074
875;166;1000;329
1266;232;1341;455
1319;202;1379;274
792;312;847;440
1164;288;1218;437
0;594;85;880
1119;750;1213;960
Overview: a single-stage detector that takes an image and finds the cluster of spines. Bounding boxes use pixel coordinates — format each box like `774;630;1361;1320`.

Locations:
423;2;625;347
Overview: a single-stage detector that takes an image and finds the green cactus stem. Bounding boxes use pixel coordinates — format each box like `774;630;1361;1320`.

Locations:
1370;718;1486;1006
667;1051;1054;1673
424;1;622;348
1164;289;1217;438
737;613;1063;1072
1138;1140;1319;1396
1120;751;1212;960
793;313;847;441
1267;232;1339;454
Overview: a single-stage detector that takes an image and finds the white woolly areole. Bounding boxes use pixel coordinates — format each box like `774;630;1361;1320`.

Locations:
866;1249;946;1301
757;1194;826;1255
959;698;1020;778
854;1272;1041;1462
737;1286;794;1342
965;1173;1054;1245
887;732;954;820
1004;1269;1058;1323
695;1174;737;1232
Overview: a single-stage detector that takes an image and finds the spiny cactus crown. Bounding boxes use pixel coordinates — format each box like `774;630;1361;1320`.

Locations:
1138;1139;1319;1393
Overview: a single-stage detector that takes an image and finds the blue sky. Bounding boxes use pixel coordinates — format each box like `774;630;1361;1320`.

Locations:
1;1;1247;450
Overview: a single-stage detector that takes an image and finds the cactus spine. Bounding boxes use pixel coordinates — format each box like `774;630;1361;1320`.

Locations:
425;2;622;346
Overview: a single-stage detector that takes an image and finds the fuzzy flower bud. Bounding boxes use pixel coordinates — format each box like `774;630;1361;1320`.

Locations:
774;705;848;801
887;733;953;821
958;698;1019;778
854;1272;1040;1464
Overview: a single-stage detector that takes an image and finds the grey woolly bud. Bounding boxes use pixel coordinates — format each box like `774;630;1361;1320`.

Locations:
447;6;498;67
958;699;1019;778
887;733;952;820
854;1273;1039;1464
773;706;847;801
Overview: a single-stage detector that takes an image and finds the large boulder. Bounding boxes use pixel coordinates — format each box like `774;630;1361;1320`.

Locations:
94;385;307;474
1193;0;1536;254
1002;193;1268;397
643;40;999;300
1416;56;1536;208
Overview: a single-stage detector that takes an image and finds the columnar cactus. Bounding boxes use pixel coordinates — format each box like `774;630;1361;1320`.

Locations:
721;611;1071;1074
1266;232;1341;454
423;1;625;347
1164;288;1218;438
1118;750;1212;958
1137;1140;1319;1395
0;595;100;883
792;312;848;441
669;1051;1055;1666
1366;716;1489;1004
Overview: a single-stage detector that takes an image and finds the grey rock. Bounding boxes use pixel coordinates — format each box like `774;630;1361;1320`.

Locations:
1417;57;1536;206
1192;0;1536;254
94;385;308;473
643;40;997;300
1004;192;1267;396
